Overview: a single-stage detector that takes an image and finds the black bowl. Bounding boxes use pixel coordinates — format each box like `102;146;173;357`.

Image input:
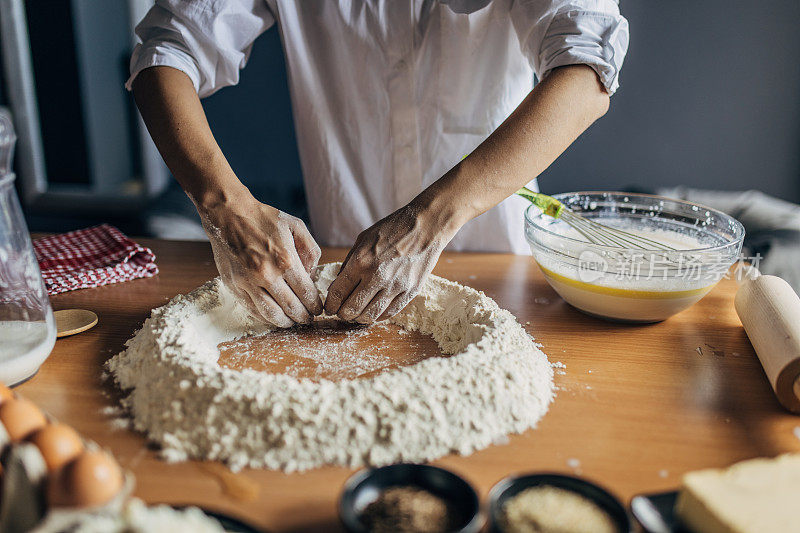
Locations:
339;463;483;533
488;473;631;533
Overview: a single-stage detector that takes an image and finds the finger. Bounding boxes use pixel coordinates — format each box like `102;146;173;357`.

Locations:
284;264;323;316
338;245;357;272
338;281;381;322
244;287;293;328
290;219;322;275
355;289;393;324
324;270;360;315
377;291;412;321
265;279;312;324
235;287;263;321
231;285;274;325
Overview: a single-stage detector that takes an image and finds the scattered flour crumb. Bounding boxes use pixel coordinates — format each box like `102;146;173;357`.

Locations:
109;418;131;431
100;405;122;416
567;458;581;469
468;274;477;280
534;297;550;305
696;347;703;356
100;405;132;431
659;469;669;478
794;427;800;442
106;264;555;472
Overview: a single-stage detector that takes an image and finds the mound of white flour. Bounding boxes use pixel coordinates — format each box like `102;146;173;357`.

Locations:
107;264;554;472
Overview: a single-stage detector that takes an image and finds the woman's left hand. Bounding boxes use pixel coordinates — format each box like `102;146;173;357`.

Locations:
324;203;457;323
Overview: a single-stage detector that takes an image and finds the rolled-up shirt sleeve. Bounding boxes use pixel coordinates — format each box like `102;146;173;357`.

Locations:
512;0;629;95
126;0;275;98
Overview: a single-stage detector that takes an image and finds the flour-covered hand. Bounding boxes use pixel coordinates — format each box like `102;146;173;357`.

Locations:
200;192;322;327
324;204;456;324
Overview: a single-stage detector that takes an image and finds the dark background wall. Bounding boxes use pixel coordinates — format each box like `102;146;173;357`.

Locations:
537;1;800;201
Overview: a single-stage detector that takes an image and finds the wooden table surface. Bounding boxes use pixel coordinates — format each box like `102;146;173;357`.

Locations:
16;239;800;532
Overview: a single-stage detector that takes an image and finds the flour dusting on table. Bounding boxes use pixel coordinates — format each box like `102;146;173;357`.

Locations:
217;321;440;381
106;264;554;472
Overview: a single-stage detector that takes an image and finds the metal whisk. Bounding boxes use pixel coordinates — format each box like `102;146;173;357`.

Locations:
517;187;678;251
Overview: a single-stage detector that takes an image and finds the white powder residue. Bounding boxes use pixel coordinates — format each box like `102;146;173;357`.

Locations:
100;405;124;417
566;457;582;474
32;499;226;533
100;405;131;431
217;320;438;381
106;264;554;472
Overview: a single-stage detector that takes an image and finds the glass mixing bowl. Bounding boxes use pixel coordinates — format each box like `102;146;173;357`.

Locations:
524;192;745;322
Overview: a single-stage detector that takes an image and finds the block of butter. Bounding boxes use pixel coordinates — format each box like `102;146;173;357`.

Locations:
675;454;800;533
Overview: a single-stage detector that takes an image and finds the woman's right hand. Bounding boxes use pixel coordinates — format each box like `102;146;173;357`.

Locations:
198;191;323;328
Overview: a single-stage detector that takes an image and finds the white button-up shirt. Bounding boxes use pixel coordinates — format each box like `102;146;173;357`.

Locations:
128;0;628;253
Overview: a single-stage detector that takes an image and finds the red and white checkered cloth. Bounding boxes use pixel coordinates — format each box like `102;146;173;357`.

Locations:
33;224;158;295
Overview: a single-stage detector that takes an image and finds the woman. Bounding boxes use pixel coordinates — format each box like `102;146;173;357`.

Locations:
129;0;629;327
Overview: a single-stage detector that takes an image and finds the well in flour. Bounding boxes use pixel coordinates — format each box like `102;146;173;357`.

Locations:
217;320;444;381
107;264;554;472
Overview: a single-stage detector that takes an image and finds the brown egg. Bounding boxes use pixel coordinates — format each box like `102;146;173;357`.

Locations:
0;397;47;441
46;450;123;508
0;383;13;405
27;423;84;471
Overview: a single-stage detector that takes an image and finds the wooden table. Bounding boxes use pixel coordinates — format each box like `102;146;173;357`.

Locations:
17;239;800;532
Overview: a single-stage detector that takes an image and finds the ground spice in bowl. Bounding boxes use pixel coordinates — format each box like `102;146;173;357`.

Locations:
500;485;617;533
361;486;455;533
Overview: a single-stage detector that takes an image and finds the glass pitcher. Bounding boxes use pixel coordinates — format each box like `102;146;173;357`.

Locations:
0;107;56;385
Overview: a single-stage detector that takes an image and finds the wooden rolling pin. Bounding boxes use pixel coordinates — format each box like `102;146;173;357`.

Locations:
734;268;800;413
